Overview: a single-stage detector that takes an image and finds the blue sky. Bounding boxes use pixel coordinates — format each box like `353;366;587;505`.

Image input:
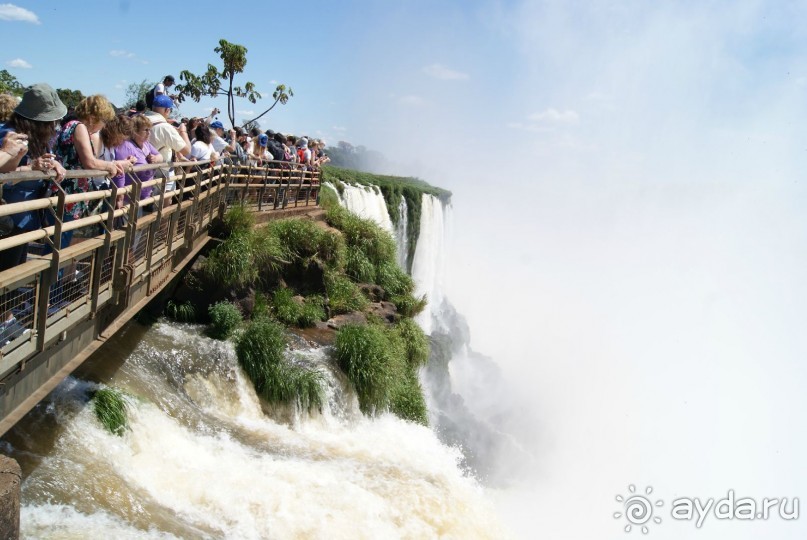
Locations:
4;0;805;187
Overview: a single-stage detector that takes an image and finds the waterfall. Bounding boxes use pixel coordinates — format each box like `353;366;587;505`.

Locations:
411;194;450;336
395;198;409;270
9;321;505;538
339;184;393;233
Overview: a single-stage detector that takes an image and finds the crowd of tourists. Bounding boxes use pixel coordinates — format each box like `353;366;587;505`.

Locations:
0;77;329;272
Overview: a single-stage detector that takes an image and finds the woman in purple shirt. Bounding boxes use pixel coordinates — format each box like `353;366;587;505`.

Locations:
111;115;163;213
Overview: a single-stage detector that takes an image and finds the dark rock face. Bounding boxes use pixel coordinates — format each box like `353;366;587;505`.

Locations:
358;284;385;302
366;301;397;323
326;312;367;329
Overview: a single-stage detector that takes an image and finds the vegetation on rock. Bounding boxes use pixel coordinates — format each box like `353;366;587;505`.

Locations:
235;317;323;412
207;301;243;340
93;388;129;436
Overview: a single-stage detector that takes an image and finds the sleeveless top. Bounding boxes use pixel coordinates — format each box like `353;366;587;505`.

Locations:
52;120;91;219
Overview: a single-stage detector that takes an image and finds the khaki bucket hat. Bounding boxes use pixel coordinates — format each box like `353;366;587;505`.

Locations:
14;83;67;122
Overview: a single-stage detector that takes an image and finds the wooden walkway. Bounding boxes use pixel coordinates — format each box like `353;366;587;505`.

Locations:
0;161;320;436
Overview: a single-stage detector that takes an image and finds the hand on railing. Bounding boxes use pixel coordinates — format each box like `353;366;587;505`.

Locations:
31;154;65;181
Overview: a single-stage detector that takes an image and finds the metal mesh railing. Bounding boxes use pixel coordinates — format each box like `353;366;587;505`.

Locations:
47;255;92;316
100;246;116;287
0;279;36;347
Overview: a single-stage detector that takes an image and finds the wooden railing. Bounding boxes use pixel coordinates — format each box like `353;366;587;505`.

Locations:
0;161;319;433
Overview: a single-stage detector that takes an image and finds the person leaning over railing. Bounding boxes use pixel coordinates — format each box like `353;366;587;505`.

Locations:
0;93;17;127
189;124;219;162
0;83;67;271
50;95;124;248
145;95;190;204
111;115;163;216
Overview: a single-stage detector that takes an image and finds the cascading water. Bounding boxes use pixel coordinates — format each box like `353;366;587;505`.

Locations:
7;321;505;538
411;194;449;336
395;198;409;270
338;184;393;233
334;187;530;485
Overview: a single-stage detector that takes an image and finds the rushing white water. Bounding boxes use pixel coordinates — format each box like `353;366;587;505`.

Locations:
10;322;505;539
395;197;409;270
411;195;450;335
339;184;394;233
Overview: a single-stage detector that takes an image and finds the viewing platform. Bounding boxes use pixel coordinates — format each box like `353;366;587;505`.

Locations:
0;161;321;436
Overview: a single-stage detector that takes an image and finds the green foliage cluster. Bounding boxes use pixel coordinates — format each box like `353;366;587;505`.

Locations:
235;317;323;412
202;232;257;288
265;218;344;270
324;270;368;315
271;288;326;328
93;388;129;436
221;203;255;238
207;301;242;340
173;38;292;129
334;322;428;425
165;300;197;322
325;205;425;316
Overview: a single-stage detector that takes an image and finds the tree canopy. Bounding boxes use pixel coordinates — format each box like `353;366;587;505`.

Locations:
174;39;293;128
124;79;154;109
0;70;24;96
56;88;85;109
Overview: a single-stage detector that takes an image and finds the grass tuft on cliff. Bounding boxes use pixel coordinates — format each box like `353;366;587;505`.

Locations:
207;301;242;340
93;387;129;436
334;322;428;424
235;317;324;412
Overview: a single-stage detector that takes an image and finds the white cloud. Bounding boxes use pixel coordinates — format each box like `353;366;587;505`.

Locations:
332;126;347;132
6;58;31;69
236;110;254;115
109;49;135;58
423;63;469;81
0;4;39;24
527;108;580;125
398;95;424;106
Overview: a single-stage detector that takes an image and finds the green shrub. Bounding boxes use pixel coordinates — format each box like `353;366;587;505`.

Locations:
208;301;242;340
266;218;345;270
345;249;375;283
300;295;326;327
390;293;427;318
334;324;396;414
93;388;129;436
395;318;429;368
253;291;270;319
202;233;257;288
235;318;323;412
251;227;290;275
270;288;325;328
272;287;302;326
165;300;197;322
376;261;414;297
222;204;255;237
389;371;428;425
325;272;369;314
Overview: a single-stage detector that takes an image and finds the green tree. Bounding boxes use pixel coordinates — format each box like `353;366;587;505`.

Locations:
56;88;85;109
174;39;293;128
124;78;155;109
0;69;23;96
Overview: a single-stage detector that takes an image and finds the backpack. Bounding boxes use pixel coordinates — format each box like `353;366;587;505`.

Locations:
297;147;307;163
145;86;156;109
